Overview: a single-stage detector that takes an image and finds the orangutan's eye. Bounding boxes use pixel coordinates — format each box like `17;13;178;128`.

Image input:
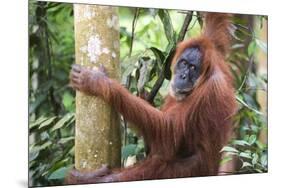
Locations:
190;65;195;70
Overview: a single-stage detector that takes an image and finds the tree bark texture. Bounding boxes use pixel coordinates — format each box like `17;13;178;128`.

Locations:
73;4;121;171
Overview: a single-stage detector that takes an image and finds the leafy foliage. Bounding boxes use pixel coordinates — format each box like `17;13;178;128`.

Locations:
222;15;268;173
28;1;75;186
29;2;267;186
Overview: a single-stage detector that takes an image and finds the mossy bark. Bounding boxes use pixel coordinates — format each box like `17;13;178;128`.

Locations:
73;4;121;170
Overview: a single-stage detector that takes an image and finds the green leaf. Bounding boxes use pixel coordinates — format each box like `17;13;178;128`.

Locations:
135;139;145;154
221;146;239;153
30;141;52;152
45;159;70;177
158;10;176;44
62;92;74;111
260;154;268;167
248;135;257;145
68;146;74;155
252;153;259;165
29;93;47;114
50;113;74;132
29;116;49;129
29;150;39;162
58;136;74;144
241;162;253;168
120;26;132;39
255;168;264;173
48;167;70;180
122;144;137;159
239;152;252;159
40;132;49;141
231;43;244;50
149;47;165;63
247;40;256;57
38;117;56;129
255;38;267;53
232;140;250;146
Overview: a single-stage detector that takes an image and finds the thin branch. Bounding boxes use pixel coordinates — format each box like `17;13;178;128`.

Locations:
177;11;193;42
123;8;140;150
186;17;199;32
128;8;140;58
244;87;267;92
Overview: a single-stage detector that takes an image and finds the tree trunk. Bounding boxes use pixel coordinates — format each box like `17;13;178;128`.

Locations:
73;4;121;171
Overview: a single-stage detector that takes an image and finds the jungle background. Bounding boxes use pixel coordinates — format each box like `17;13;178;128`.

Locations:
28;1;268;186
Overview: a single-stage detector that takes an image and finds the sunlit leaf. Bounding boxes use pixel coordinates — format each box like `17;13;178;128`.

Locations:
58;136;74;144
30;141;52;152
248;135;257;145
241;162;253;168
29;150;39;162
252;153;259;165
239;152;252;159
260;154;268;167
29;116;49;129
232;140;250;146
247;40;257;57
38;117;56;129
255;38;267;53
221;146;239;153
50;113;74;132
63;92;74;111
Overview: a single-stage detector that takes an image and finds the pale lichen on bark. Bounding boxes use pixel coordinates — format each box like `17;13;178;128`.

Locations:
74;4;121;171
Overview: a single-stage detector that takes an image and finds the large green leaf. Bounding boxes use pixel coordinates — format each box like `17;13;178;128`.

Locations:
58;136;74;144
248;135;257;145
50;113;74;132
158;10;176;44
239;152;252;159
252;153;259;165
30;141;52;152
247;40;257;57
38;117;56;129
29;116;49;129
48;166;71;180
260;154;268;167
255;38;267;53
232;140;250;146
149;47;165;63
29;150;40;162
